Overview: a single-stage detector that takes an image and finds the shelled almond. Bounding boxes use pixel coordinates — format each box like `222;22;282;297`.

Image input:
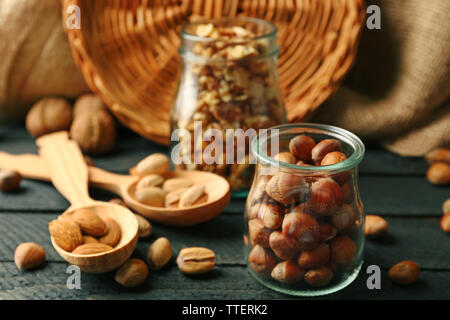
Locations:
48;208;121;254
245;133;362;288
131;154;208;208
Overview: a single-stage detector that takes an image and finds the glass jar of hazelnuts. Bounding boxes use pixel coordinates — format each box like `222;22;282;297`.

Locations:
245;123;365;296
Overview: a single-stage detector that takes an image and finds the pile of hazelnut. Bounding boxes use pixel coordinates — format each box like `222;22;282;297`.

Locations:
245;136;361;287
174;23;284;190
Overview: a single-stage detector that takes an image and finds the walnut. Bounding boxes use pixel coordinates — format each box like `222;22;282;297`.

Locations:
73;94;107;118
70;110;116;155
25;97;72;137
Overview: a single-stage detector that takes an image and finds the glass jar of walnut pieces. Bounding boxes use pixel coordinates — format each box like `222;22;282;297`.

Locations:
245;123;365;296
171;17;286;196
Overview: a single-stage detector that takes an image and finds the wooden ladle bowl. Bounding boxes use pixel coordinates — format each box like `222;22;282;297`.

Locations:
36;132;138;274
54;202;138;274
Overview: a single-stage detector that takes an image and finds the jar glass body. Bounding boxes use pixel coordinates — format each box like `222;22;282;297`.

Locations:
171;17;286;196
244;123;365;296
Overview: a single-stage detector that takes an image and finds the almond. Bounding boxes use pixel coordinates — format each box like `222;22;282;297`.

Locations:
98;218;121;247
179;184;206;208
48;219;82;252
162;178;193;192
72;208;107;237
135;186;166;207
136;174;165;190
115;258;149;287
14;242;46;270
82;236;98;244
135;214;152;238
165;187;189;208
72;243;113;255
136;153;170;177
147;237;172;271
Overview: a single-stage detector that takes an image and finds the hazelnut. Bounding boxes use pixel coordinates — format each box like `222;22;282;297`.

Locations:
291;202;314;215
258;203;285;229
26;97;73;137
304;267;333;287
274;152;297;164
311;139;343;163
319;223;338;242
440;214;450;233
14;242;46;270
73;94;107;118
70;110;116;155
426;162;450;185
0;170;22;192
341;183;354;204
364;215;389;238
443;198;450;214
248;219;271;247
330;235;357;266
249;175;271;204
329;204;356;231
269;231;300;260
425;148;450;164
289;135;316;162
297;243;330;269
271;261;305;284
248;245;276;277
309;178;344;216
388;261;420;285
266;172;309;205
282;212;320;250
321;151;349;184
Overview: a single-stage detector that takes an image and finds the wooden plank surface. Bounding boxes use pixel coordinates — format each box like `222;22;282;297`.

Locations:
0;125;449;300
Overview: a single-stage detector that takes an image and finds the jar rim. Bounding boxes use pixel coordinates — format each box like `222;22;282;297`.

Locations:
179;17;279;62
180;16;277;42
251;123;365;174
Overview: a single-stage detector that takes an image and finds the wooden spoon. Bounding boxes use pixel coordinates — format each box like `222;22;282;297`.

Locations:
36;132;138;273
0;154;231;227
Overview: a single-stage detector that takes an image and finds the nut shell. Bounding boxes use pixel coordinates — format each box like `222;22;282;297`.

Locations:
364;215;389;238
266;172;308;205
271;261;305;284
115;258;149;287
26;97;73;137
282;212;320;251
388;261;420;285
309;178;344;216
289;135;316;162
70;110;116;155
14;242;46;270
248;245;276;277
177;247;216;275
147;237;172;271
0;170;22;192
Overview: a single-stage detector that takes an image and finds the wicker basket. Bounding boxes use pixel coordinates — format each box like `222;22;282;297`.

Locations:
63;0;365;145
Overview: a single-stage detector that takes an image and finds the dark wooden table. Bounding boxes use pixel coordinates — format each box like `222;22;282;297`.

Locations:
0;125;448;300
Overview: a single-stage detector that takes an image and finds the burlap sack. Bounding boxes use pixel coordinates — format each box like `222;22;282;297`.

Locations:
0;0;89;122
311;0;450;156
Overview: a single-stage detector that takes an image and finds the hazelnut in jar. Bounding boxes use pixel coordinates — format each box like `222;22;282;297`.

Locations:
171;17;286;196
245;123;365;296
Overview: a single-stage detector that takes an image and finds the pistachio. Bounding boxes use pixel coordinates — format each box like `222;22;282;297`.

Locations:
177;247;216;275
147;237;172;271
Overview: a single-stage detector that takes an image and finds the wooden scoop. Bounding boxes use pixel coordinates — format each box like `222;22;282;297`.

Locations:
0;150;230;228
36;132;138;273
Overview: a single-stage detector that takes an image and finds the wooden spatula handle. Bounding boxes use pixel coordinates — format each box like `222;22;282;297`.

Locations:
36;131;93;206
